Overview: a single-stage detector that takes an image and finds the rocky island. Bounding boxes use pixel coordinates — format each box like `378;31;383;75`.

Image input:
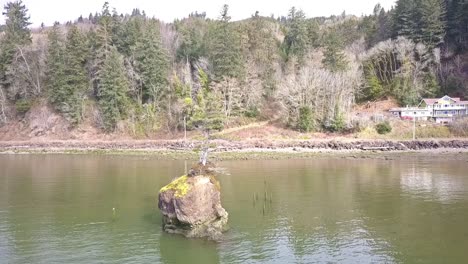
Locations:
158;162;228;239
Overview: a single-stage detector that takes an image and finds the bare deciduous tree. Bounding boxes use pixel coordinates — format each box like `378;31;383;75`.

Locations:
6;39;46;99
278;50;362;130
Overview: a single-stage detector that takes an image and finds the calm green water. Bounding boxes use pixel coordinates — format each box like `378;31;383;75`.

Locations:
1;154;468;263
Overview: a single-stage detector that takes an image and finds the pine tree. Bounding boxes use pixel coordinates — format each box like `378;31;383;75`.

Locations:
99;48;129;131
111;8;126;53
46;23;66;107
446;0;468;50
47;24;89;125
283;7;309;63
62;25;89;124
188;68;224;132
0;0;32;87
417;0;446;48
209;5;243;80
393;0;418;39
306;19;320;48
92;2;114;97
120;15;144;57
322;30;348;72
176;18;206;65
134;21;169;104
393;0;446;48
90;2;129;131
298;106;314;132
376;8;393;43
362;4;393;47
459;1;468;49
246;14;277;95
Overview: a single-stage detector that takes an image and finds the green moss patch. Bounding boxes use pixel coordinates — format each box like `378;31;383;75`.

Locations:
209;175;221;191
160;175;192;198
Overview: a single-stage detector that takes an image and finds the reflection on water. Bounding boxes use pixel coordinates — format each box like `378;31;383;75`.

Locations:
0;155;467;263
401;166;466;203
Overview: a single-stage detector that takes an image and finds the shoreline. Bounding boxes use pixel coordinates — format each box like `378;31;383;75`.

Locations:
1;139;468;160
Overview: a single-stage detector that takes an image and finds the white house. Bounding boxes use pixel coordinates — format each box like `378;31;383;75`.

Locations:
389;107;432;121
389;95;468;123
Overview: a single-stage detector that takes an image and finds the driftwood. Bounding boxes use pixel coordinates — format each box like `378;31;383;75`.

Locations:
361;146;392;151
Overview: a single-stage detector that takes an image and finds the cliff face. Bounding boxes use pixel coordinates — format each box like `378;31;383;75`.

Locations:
158;170;228;240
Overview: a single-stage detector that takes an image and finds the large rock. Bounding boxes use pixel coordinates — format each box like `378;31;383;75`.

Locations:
158;165;228;239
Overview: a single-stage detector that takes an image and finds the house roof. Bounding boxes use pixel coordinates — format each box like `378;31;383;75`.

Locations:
422;96;461;105
423;99;438;105
390;107;428;112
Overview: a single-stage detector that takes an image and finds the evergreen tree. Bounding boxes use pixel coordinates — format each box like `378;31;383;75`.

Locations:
283;7;309;63
111;8;126;53
209;5;243;80
120;15;144;57
361;4;393;47
298;106;314;132
417;0;446;48
393;0;418;39
62;25;89;124
322;30;348;72
446;0;468;50
246;14;278;95
96;2;113;55
47;24;89;125
98;48;129;131
376;7;394;43
0;0;32;88
92;2;114;96
306;19;321;48
90;2;130;131
176;17;206;65
393;0;446;48
188;68;224;132
135;21;169;104
46;23;66;107
328;105;346;132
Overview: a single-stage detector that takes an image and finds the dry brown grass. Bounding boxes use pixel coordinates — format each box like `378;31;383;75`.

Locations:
356;119;454;140
449;118;468;137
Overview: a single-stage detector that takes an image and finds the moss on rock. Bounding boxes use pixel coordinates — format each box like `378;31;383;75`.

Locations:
158;165;229;239
209;175;221;191
160;175;191;198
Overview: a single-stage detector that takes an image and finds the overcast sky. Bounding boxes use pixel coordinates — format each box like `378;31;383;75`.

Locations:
1;0;397;27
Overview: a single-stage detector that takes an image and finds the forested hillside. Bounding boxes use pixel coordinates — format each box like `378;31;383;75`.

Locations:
0;0;467;139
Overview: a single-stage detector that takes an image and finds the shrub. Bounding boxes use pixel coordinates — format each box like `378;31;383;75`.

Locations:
244;106;259;118
326;113;346;133
15;99;32;115
375;121;392;134
297;106;314;132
